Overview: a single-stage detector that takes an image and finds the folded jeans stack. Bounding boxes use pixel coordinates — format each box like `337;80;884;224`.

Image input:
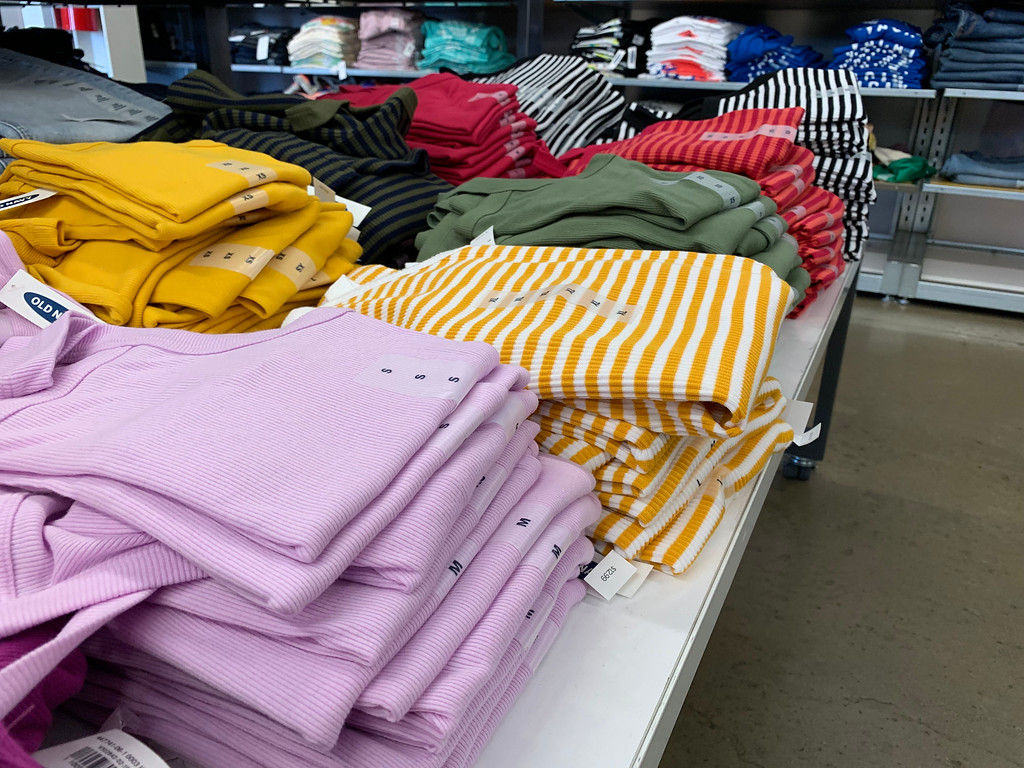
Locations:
354;9;424;71
940;151;1024;188
927;5;1024;91
571;17;651;76
418;20;515;75
136;70;451;268
647;16;745;81
304;243;800;575
714;68;874;267
323;74;567;184
0;248;598;768
0;50;169;168
473;55;627;157
0;139;361;332
287;16;360;69
229;23;296;66
726;25;824;83
829;18;927;89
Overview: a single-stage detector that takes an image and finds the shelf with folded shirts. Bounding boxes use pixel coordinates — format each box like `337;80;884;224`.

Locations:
480;262;860;768
230;62;436;78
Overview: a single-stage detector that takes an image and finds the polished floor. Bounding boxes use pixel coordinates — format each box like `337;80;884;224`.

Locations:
659;295;1024;768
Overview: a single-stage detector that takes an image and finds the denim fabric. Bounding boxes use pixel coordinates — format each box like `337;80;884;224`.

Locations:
933;68;1024;83
949;37;1024;53
944;173;1024;188
925;5;1024;45
930;78;1024;91
984;8;1024;25
935;59;1024;73
0;49;169;151
940;46;1024;64
942;151;1024;180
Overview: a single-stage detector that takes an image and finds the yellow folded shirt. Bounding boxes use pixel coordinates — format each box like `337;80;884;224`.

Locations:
27;228;229;326
238;205;354;318
0;168;311;247
0;217;79;267
0;139;311;222
146;199;321;325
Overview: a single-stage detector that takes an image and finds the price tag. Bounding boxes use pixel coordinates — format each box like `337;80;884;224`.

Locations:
617;561;654;598
256;35;270;61
583;550;637;601
333;194;371;227
470;226;496;247
34;730;171;768
336;60;348;80
784;400;820;446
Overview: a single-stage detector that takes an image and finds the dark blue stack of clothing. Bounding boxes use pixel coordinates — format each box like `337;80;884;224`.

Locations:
927;4;1024;91
726;25;823;82
828;19;926;89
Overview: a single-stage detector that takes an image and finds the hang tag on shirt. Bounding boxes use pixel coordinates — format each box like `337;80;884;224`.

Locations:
256;35;271;61
34;730;172;768
784;400;820;446
583;550;637;601
470;226;496;247
617;561;654;598
336;60;348;80
627;46;638;70
609;49;626;70
0;187;57;213
333;195;371;227
0;269;100;328
310;177;335;203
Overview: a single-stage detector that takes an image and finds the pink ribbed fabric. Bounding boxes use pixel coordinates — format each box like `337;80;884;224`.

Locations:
146;434;541;669
71;578;587;768
0;307;501;613
356;455;595;722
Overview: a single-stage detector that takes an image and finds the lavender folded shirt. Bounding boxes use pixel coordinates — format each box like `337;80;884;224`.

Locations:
87;441;551;750
349;531;595;750
73;578;587;768
146;430;542;671
0;309;505;612
356;454;595;722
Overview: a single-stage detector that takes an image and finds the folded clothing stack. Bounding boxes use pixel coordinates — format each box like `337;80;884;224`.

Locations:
727;25;824;82
307;240;800;575
287;16;360;69
647;15;745;81
874;146;936;182
418;20;515;74
324;74;567;184
0;261;598;768
592;101;676;143
473;54;626;156
714;68;874;276
571;17;650;76
354;9;424;71
940;150;1024;188
229;23;296;66
0;139;362;332
138;70;451;268
927;5;1024;91
829;18;926;89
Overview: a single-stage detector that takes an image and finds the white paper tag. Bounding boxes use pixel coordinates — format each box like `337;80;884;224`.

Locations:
583;551;637;601
0;269;100;328
336;60;348;80
470;226;496;247
617;561;654;598
345;225;360;243
0;187;58;213
609;49;626;70
333;194;371;227
309;177;335;203
627;46;638;70
792;422;821;446
34;730;172;768
256;35;270;61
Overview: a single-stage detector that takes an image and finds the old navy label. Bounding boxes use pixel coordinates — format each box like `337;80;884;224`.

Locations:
25;292;68;323
0;188;57;211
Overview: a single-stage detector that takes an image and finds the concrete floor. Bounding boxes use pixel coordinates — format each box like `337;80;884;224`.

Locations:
659;295;1024;768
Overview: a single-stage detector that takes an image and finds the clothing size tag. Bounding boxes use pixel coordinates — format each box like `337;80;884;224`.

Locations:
470;226;496;247
355;355;477;402
617;561;654;598
0;187;57;213
583;550;637;601
0;269;100;328
34;730;171;768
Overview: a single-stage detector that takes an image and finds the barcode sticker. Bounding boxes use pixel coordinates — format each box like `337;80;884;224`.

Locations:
33;730;171;768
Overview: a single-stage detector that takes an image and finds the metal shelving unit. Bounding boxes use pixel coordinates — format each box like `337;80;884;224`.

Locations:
604;77;743;90
230;63;435;78
942;87;1024;102
922;181;1024;203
